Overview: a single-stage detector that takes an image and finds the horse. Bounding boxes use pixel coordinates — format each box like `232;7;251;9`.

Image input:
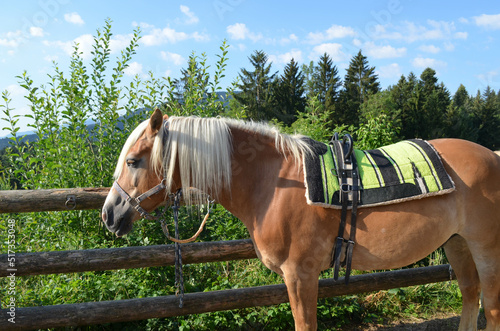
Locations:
102;109;500;331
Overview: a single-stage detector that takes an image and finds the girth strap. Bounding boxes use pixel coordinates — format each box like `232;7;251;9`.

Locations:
330;134;360;284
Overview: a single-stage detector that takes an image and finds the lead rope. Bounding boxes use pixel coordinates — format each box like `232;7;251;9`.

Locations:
158;189;215;309
172;190;184;308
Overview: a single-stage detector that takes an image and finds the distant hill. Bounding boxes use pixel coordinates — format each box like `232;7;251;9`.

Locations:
0;110;145;151
0;131;37;150
0;91;235;151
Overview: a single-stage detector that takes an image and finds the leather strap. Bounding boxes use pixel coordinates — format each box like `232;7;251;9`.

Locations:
330;134;360;284
112;180;166;220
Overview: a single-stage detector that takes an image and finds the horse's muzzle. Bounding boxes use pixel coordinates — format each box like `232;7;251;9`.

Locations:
101;206;133;237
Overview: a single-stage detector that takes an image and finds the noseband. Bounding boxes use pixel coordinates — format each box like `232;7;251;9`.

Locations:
112;179;166;220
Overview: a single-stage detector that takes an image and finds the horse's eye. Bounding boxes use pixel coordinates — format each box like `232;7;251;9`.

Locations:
126;158;138;168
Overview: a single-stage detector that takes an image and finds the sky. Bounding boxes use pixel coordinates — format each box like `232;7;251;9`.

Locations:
1;0;499;136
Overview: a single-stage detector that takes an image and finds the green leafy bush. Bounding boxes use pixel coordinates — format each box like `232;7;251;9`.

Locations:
0;20;461;330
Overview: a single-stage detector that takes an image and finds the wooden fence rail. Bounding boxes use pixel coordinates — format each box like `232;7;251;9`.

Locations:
0;189;457;330
0;239;256;277
0;187;109;213
0;265;455;331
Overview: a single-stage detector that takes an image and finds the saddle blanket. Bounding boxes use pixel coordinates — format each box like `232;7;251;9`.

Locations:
303;138;455;209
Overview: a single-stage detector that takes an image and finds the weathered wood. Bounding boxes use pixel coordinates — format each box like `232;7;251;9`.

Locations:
0;187;207;213
0;239;257;277
0;265;456;331
0;187;110;213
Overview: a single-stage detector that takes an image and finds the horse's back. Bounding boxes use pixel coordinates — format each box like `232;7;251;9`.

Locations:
430;138;500;190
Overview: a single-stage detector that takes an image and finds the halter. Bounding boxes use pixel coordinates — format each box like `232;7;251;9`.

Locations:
112;179;166;221
111;118;171;221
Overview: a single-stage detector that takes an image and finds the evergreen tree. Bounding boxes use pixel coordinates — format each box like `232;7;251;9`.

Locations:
336;50;380;127
445;84;479;141
234;50;277;121
272;58;306;125
452;84;469;108
312;53;341;115
418;68;450;138
301;60;315;97
475;86;500;149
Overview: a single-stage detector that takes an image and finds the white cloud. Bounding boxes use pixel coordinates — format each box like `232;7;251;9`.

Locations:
180;5;199;24
371;20;467;43
476;70;500;88
64;12;85;25
307;24;356;44
110;34;133;53
473;13;500;30
377;63;402;79
227;23;247;40
418;44;440;54
142;27;188;46
43;34;94;59
191;31;210;42
309;43;347;62
140;25;208;46
458;17;469;24
6;84;26;97
360;41;406;59
161;51;185;66
280;33;298;45
124;62;143;76
269;49;303;65
0;38;19;48
226;23;262;42
0;30;24;48
44;55;59;62
443;41;455;51
29;27;44;37
411;56;447;70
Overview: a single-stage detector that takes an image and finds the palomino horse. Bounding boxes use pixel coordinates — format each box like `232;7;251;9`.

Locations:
102;109;500;330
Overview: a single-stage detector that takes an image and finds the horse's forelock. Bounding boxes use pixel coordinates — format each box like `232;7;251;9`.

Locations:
113;119;150;180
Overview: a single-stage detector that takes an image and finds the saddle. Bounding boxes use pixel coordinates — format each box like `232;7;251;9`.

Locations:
302;134;456;284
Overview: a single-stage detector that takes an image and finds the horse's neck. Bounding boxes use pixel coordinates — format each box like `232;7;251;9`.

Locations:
217;126;289;224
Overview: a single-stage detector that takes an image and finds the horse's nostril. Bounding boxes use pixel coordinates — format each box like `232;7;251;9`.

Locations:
102;209;115;228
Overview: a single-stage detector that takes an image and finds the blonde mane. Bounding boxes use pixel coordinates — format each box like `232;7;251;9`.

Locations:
115;116;312;202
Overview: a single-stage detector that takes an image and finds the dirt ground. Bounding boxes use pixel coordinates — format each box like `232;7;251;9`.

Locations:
346;312;487;330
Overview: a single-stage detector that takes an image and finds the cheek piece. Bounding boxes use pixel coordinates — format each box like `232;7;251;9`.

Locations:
112;179;166;220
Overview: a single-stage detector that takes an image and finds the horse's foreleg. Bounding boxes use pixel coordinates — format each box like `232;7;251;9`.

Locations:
282;266;320;331
444;235;481;331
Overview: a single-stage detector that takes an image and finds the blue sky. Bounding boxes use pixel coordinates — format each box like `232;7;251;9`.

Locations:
1;0;499;136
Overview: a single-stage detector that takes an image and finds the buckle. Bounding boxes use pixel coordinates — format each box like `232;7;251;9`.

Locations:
340;183;352;193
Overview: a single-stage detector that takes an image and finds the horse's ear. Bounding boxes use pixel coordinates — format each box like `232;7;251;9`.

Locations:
149;108;163;134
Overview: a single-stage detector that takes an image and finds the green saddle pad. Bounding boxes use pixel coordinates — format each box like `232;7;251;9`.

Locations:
303;138;455;209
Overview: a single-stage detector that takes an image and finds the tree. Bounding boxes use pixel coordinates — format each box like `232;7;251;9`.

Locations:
445;84;479;141
234;50;277;121
418;68;450;139
272;58;306;125
311;53;341;115
475;86;500;149
335;50;380;127
359;90;401;133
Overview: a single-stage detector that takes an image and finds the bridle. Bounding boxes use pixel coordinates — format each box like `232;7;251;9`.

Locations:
112;179;167;221
111;118;171;221
110;116;215;309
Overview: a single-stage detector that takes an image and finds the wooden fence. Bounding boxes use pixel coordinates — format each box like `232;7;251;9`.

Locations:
0;188;456;331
